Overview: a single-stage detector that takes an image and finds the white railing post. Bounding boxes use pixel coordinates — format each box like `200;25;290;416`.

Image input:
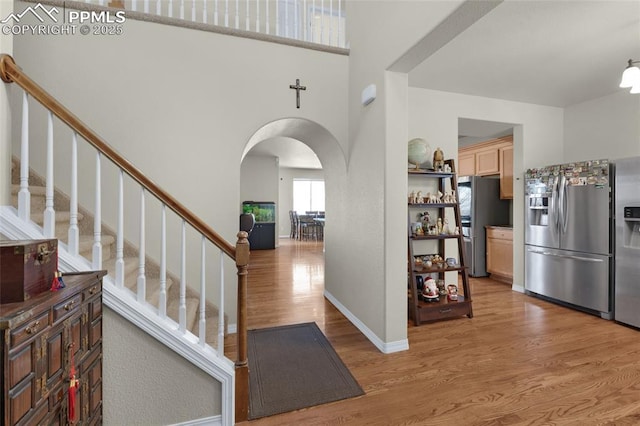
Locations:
284;0;288;38
132;0;138;11
275;0;279;36
265;0;270;34
203;0;208;23
191;0;196;21
329;0;333;45
92;152;102;270
235;0;239;28
310;0;315;43
224;0;229;26
179;220;187;333
217;249;225;355
43;111;55;238
144;0;150;13
303;0;307;41
137;187;146;302
68;132;79;256
18;92;30;221
156;0;162;15
255;0;259;32
159;204;167;318
245;0;250;30
214;0;219;24
199;236;206;346
169;0;174;18
320;0;324;44
180;0;185;20
337;0;341;47
115;169;125;287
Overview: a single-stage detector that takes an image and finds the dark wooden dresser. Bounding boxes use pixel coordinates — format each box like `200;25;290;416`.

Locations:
1;270;106;425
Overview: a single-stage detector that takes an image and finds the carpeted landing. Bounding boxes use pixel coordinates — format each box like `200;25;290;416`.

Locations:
247;322;364;419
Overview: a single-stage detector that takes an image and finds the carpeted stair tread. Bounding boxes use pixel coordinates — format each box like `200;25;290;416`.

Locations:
166;294;200;332
31;211;85;224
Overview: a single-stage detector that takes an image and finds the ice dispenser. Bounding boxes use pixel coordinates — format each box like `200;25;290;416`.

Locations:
622;206;640;248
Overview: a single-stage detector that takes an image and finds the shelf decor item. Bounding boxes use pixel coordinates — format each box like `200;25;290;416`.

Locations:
408;138;432;171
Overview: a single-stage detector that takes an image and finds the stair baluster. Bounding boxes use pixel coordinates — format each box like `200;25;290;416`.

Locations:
218;249;225;355
255;0;260;33
116;169;125;287
68;132;79;256
203;0;208;24
18;92;30;221
131;0;137;11
235;0;239;28
199;236;207;346
192;0;196;21
159;204;167;318
92;151;102;270
265;0;270;34
144;0;150;14
169;0;174;18
225;0;229;26
215;0;219;25
44;111;55;238
156;0;162;16
180;220;187;333
137;187;146;302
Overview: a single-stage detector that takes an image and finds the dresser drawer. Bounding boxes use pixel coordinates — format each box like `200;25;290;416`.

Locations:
11;311;49;347
487;227;513;240
52;293;83;324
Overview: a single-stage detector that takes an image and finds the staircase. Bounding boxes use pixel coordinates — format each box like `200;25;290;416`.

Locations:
9;159;223;344
0;53;250;425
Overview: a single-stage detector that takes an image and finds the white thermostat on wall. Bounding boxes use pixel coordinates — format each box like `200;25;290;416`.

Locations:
361;84;376;106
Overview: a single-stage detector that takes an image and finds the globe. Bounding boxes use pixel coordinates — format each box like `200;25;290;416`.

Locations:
408;138;432;170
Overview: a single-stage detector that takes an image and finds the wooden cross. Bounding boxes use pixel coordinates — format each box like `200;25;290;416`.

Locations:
289;78;306;109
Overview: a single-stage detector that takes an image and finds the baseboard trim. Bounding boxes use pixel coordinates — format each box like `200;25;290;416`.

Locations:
324;290;409;354
170;415;222;426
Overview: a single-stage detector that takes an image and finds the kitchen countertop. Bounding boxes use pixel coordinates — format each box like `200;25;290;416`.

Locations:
485;225;513;230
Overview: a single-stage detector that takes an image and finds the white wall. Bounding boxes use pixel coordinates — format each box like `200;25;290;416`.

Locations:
409;87;565;292
103;308;220;425
564;90;640;162
278;167;325;237
240;154;279;245
0;1;12;206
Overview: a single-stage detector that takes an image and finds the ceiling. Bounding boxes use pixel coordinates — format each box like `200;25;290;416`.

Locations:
247;0;640;168
409;0;640;107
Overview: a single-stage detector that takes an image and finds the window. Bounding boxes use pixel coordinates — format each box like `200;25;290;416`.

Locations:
293;179;325;214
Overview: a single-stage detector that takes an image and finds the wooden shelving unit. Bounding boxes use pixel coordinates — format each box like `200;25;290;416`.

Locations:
407;159;473;325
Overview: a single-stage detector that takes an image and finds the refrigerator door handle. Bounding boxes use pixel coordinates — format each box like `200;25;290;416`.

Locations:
527;248;604;263
551;176;559;233
559;174;569;234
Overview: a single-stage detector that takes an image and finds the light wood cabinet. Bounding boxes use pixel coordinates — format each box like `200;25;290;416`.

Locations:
458;153;475;176
486;226;513;283
458;136;513;198
499;145;514;199
475;148;500;176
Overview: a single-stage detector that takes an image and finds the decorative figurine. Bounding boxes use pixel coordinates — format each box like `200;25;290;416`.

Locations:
447;284;458;301
422;278;439;302
409;191;416;204
416;191;423;204
437;217;443;234
420;211;430;229
454;226;460;235
443;218;450;235
433;147;444;171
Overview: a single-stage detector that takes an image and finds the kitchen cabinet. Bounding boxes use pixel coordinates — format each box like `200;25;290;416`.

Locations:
407;159;473;325
486;226;513;283
458;136;513;199
1;271;105;425
458;153;475;176
499;145;514;199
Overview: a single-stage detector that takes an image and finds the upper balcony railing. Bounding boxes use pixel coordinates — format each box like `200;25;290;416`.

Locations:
92;0;347;49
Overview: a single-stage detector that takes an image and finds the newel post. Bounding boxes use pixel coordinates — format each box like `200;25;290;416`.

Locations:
235;231;250;422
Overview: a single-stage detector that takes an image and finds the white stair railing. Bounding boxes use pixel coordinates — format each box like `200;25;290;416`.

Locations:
1;54;250;424
75;0;348;48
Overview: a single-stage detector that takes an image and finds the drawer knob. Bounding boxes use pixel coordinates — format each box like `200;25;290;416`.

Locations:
89;286;97;295
25;320;41;334
64;300;76;311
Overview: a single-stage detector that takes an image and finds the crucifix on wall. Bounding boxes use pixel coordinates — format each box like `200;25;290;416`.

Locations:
289;78;306;109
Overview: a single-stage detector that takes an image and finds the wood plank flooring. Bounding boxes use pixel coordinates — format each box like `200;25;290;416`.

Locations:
227;239;640;425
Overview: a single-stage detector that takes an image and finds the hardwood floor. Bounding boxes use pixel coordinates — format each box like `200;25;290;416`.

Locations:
228;239;640;425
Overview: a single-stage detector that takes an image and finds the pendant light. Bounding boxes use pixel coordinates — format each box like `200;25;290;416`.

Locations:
620;59;640;93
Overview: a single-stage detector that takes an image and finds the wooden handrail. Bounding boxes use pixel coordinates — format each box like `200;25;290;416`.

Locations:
0;54;235;259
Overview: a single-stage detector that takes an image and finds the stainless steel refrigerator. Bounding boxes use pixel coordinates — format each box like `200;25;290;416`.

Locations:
524;159;613;319
458;176;511;277
614;156;640;328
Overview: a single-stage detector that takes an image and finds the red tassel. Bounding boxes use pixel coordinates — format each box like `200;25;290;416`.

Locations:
68;344;79;423
50;248;65;291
